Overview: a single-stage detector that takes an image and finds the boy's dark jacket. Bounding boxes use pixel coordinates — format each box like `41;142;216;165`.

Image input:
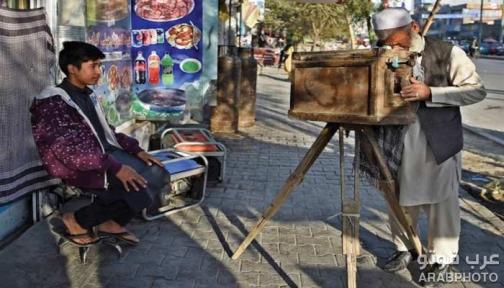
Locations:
30;86;143;189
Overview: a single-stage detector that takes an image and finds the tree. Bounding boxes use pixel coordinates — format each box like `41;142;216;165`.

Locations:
264;0;304;43
343;0;374;48
299;3;345;50
264;0;374;50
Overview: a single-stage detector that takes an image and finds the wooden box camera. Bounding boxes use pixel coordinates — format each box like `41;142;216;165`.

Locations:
289;49;416;125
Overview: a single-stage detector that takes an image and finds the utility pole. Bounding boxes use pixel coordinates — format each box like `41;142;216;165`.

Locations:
478;0;484;55
501;0;504;43
228;0;234;47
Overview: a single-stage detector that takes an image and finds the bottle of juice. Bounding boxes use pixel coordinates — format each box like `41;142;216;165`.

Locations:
134;51;146;84
161;53;174;86
148;50;160;85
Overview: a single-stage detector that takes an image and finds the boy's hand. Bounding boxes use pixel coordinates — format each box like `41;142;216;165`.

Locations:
115;165;147;192
137;151;164;167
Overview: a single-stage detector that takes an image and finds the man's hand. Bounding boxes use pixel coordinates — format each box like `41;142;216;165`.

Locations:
115;165;147;192
136;151;164;167
400;78;432;102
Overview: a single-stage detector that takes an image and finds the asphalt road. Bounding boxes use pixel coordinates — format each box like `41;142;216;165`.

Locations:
462;58;504;135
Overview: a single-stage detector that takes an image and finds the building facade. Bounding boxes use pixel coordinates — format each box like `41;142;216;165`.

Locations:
413;0;504;41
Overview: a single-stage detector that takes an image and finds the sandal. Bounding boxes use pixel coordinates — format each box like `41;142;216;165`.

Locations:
97;231;140;246
61;232;101;247
56;214;101;247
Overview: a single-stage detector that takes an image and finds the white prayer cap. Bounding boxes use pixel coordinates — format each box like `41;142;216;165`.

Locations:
372;8;412;31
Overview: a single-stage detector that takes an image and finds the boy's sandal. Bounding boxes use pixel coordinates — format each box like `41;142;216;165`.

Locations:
61;232;101;247
97;231;140;246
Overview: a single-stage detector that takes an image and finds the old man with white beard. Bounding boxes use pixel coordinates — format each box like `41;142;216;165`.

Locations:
369;8;486;286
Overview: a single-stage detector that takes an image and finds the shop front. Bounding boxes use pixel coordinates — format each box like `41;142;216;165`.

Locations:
0;0;218;243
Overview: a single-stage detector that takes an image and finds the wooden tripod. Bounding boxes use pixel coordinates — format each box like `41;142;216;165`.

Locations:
231;122;423;287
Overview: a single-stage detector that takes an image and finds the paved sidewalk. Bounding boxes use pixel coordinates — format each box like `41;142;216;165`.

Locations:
0;67;502;288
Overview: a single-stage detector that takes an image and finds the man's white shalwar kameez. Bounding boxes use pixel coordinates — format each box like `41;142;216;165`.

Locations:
390;36;486;265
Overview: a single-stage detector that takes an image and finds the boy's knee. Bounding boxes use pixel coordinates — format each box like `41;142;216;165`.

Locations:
143;165;170;190
134;190;153;213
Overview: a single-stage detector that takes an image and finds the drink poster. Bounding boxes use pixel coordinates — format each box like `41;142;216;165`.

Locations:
86;0;133;126
130;0;203;121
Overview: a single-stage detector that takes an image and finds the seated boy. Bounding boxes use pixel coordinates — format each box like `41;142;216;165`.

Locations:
30;41;170;245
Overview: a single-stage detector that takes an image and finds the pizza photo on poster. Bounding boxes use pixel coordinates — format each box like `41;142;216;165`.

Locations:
130;0;203;119
134;0;195;22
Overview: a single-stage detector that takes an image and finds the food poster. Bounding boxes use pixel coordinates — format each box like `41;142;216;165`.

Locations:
86;0;133;126
130;0;203;121
93;61;133;124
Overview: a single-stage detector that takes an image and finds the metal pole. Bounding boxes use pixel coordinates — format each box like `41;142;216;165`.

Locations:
18;0;29;9
235;2;241;47
239;1;243;47
478;0;484;56
500;0;504;43
228;0;233;47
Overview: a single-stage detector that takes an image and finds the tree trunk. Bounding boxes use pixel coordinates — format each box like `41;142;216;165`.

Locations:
313;32;321;51
366;0;374;44
346;14;356;49
311;22;321;51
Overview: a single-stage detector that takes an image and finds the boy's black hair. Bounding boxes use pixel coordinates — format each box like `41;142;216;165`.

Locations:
58;41;105;76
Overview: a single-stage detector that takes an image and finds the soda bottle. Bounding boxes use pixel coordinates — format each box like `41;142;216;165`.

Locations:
134;51;146;84
157;28;164;44
161;53;174;86
132;30;142;48
142;29;151;46
148;50;160;85
150;29;157;45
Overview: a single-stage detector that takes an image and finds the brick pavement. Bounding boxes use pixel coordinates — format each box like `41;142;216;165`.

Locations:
0;67;502;288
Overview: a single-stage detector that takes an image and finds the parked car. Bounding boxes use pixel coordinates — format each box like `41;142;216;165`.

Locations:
253;47;280;66
480;41;502;55
479;42;493;55
479;43;489;55
496;44;504;56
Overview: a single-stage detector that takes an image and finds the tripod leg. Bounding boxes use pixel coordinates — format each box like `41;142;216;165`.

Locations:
341;129;360;288
231;123;340;260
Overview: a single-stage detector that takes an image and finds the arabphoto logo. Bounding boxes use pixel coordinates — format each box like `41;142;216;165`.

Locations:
417;253;500;284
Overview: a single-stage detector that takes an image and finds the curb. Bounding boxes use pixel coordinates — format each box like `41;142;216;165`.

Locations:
475;55;504;60
463;125;504;147
476;55;504;60
459;184;504;235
